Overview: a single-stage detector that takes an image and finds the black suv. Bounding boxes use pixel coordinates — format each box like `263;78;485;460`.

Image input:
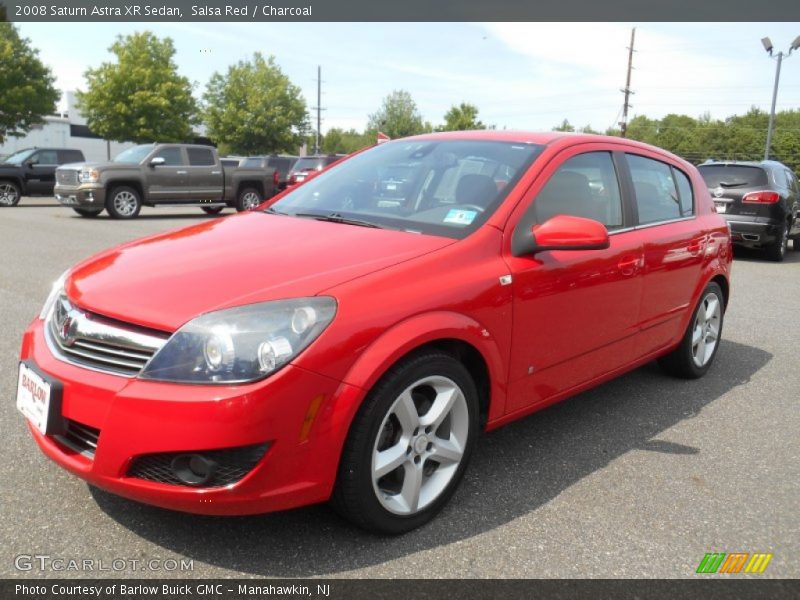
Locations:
0;147;85;206
697;160;800;261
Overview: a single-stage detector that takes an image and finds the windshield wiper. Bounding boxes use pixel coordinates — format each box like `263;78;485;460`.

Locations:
292;212;383;229
264;207;286;215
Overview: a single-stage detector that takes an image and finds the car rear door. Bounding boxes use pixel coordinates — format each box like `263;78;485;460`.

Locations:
503;146;645;415
185;147;223;201
623;152;706;355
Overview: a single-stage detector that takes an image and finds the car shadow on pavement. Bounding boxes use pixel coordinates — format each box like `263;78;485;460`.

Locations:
91;338;771;577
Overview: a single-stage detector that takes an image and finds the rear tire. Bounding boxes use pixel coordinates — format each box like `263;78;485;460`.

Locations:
201;206;224;215
106;186;142;219
73;208;103;218
235;187;262;212
764;222;789;262
331;350;478;534
0;180;21;206
658;281;724;379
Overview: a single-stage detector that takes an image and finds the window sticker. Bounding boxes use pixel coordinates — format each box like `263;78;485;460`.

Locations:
443;209;477;225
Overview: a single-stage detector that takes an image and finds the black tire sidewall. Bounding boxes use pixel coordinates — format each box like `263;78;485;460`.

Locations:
106;186;141;219
73;208;103;217
202;206;224;215
335;352;479;534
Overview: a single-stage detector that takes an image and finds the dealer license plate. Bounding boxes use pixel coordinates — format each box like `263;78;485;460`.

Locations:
16;363;53;434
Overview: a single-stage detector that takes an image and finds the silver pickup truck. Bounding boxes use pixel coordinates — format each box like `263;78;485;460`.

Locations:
54;143;278;218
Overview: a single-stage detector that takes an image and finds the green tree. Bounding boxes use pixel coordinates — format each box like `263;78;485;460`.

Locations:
0;23;60;144
367;90;426;139
77;31;197;143
552;119;575;132
322;128;371;154
441;103;484;131
204;53;308;155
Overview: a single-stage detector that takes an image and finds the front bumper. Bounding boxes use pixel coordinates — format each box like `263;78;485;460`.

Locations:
54;184;106;208
19;318;363;515
724;215;783;248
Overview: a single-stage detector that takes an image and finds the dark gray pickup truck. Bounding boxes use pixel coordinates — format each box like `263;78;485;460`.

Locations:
54;143;278;218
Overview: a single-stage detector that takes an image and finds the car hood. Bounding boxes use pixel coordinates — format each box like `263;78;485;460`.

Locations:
65;212;453;332
57;162;136;171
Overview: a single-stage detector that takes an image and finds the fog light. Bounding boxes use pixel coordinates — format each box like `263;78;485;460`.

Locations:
170;453;218;486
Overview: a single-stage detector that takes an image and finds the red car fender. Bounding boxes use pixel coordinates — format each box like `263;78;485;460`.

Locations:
338;310;509;426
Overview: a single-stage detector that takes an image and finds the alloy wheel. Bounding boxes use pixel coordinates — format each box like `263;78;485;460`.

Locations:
0;183;19;206
371;375;469;515
691;292;721;367
241;192;261;210
113;191;138;217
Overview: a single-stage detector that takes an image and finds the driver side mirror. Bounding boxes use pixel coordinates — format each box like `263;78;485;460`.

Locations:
149;157;166;167
522;214;610;255
25;158;38;168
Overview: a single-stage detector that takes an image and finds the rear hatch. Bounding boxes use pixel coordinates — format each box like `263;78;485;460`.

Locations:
697;164;772;218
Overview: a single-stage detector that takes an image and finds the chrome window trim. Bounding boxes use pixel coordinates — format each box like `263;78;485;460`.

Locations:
608;215;696;236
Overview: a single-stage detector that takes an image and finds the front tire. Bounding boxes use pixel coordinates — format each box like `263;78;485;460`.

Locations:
0;180;22;207
106;186;142;219
331;351;478;534
201;206;225;215
235;187;262;212
659;282;724;379
73;208;103;218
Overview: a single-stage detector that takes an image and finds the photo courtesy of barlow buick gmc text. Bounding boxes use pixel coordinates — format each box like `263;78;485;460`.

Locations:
18;131;732;534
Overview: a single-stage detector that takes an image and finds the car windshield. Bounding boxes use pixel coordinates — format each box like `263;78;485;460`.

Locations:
113;145;154;164
3;149;36;165
698;164;768;188
269;140;543;239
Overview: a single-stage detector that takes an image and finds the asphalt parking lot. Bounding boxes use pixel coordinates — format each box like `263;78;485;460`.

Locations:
1;198;798;579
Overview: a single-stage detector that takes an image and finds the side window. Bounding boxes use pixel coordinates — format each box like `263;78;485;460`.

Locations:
34;150;58;165
627;154;682;225
533;152;623;229
672;167;694;216
153;147;184;166
187;147;215;166
784;170;798;194
58;150;83;164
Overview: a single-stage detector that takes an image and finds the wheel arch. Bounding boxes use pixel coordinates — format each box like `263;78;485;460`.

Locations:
338;311;507;428
106;180;144;202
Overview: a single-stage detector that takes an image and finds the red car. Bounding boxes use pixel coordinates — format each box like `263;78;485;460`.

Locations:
17;132;731;534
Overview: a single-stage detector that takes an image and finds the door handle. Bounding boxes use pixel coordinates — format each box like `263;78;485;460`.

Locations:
687;239;704;255
617;255;641;276
176;170;188;175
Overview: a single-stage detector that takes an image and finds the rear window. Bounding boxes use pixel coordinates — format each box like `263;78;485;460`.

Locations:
187;147;215;166
293;157;326;172
697;165;768;188
59;150;84;164
241;158;265;169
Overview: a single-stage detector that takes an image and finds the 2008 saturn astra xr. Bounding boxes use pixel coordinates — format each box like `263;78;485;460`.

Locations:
17;132;732;533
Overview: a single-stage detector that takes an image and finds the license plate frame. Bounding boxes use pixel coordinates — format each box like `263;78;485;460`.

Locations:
16;361;65;435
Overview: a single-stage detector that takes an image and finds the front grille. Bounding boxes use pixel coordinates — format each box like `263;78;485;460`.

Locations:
46;295;168;377
56;170;79;186
127;444;269;488
54;419;101;459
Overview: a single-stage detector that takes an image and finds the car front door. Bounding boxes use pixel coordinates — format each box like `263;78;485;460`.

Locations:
503;147;645;415
146;146;188;203
25;150;59;195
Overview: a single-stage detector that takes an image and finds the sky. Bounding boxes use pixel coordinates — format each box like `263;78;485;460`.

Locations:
16;21;800;134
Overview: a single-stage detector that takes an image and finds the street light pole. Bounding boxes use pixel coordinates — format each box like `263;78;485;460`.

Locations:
762;35;800;161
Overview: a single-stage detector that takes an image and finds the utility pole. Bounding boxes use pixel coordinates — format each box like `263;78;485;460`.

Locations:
311;65;325;155
761;35;800;160
620;27;636;138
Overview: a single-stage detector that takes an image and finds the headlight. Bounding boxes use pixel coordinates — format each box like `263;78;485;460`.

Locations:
79;169;99;183
39;271;68;320
140;297;337;384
